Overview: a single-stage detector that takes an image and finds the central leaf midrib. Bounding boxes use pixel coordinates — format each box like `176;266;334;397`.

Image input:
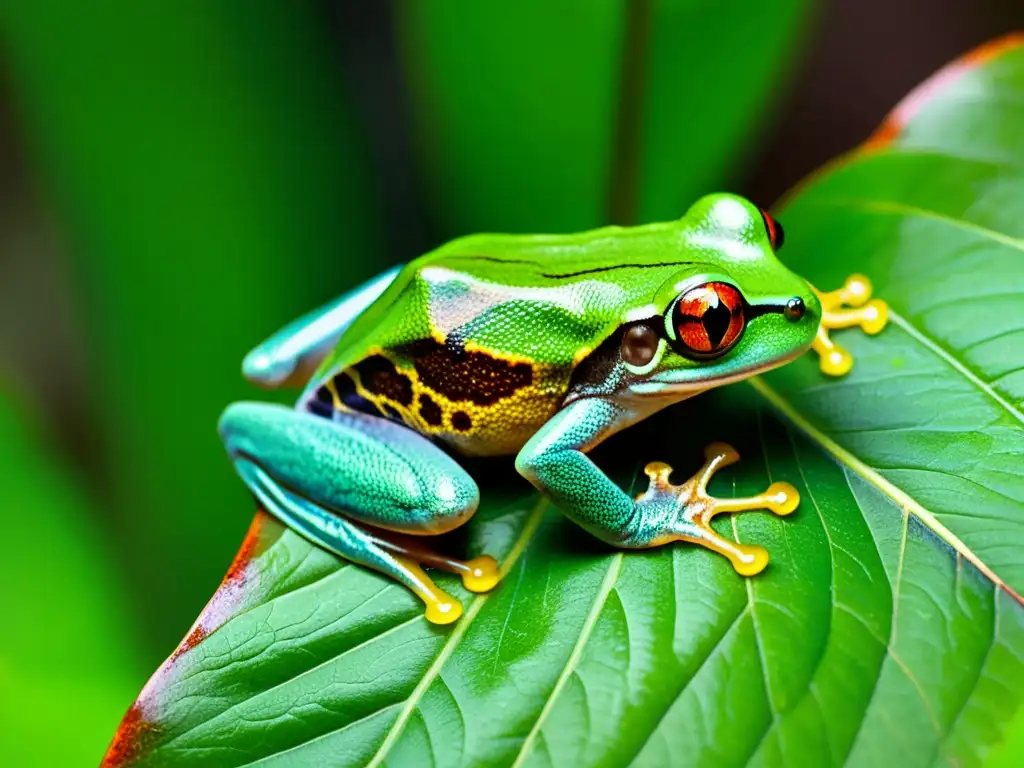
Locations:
509;552;624;767
888;311;1024;428
365;496;549;767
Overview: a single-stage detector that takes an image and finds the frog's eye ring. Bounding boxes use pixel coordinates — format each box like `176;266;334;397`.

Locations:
759;208;785;251
669;282;746;359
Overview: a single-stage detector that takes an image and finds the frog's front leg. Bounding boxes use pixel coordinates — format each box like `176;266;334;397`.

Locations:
219;403;499;624
516;399;797;575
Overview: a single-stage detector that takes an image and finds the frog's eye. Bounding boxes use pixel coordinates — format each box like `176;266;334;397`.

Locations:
759;208;785;250
621;323;660;367
669;282;746;358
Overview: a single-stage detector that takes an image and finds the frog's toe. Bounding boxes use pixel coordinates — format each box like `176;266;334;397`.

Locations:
815;342;853;377
731;544;770;577
461;555;501;593
642;461;676;490
810;274;890;376
861;299;888;335
704;442;739;464
764;482;800;515
424;595;464;625
634;443;799;576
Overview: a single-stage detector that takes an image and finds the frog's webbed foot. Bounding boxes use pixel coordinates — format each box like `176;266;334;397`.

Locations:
366;528;500;624
811;274;889;376
635;443;798;575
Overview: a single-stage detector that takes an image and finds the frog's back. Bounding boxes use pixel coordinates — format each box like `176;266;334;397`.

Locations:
304;223;684;456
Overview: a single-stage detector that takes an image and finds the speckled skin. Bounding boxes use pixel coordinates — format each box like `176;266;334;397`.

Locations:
220;193;836;623
302;194;817;457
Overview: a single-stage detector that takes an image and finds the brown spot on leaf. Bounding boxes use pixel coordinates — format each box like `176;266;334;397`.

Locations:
865;33;1024;151
409;338;532;406
223;511;268;586
101;704;159;768
169;624;209;662
962;32;1024;66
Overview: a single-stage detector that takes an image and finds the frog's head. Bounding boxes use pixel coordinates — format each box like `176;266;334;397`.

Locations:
620;193;820;400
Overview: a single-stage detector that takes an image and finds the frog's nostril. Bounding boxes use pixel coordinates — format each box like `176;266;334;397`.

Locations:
784;296;806;322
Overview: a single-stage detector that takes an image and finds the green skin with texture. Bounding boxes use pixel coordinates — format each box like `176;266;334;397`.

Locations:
220;193;822;620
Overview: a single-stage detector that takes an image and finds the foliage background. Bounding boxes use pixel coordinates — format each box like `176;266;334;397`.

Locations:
0;1;1021;765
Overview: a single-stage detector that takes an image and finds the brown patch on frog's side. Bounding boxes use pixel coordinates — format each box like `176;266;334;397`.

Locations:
101;703;160;767
328;371;386;419
382;402;405;422
308;383;336;419
451;411;472;431
354;355;414;406
419;393;443;426
408;338;533;406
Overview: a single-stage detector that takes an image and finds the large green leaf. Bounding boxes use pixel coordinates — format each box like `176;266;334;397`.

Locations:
395;0;810;234
0;389;142;766
104;36;1024;768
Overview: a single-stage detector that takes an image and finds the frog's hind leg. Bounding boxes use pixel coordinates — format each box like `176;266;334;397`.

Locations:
243;264;404;389
235;459;467;624
639;443;799;575
220;402;497;624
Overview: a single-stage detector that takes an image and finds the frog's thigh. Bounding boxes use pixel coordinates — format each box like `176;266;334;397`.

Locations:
219;402;479;534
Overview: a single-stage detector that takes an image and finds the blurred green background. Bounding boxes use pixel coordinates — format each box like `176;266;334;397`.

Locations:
0;1;1019;764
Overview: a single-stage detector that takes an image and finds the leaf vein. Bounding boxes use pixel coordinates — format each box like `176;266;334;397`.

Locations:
510;552;624;768
749;377;1023;606
366;496;550;768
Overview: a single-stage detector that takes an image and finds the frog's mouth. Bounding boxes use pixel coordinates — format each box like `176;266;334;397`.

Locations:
629;346;807;399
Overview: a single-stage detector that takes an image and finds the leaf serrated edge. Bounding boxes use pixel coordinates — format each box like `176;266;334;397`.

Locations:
749;377;1024;607
365;497;549;768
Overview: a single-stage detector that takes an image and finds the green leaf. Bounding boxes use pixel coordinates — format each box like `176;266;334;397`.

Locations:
0;389;143;767
105;35;1024;768
0;2;385;654
763;33;1024;596
395;0;811;233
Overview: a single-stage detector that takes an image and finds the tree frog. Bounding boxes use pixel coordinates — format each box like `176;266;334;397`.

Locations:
220;193;887;624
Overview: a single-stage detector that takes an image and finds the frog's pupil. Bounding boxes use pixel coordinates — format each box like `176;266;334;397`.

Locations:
701;297;732;348
670;282;746;359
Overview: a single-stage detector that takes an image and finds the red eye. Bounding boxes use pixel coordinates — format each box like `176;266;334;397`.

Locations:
671;282;746;357
759;208;785;250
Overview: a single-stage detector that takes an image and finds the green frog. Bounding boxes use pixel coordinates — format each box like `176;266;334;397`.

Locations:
220;193;887;623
